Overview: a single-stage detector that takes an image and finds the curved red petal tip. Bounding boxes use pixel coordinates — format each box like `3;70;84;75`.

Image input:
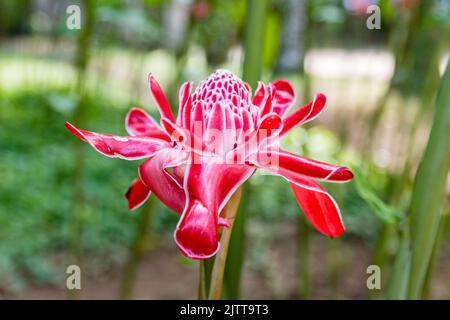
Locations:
252;81;267;107
314;93;326;108
65;121;87;142
125;178;151;211
174;201;219;260
291;181;345;237
328;167;354;182
259;113;282;131
125;107;159;135
148;73;176;122
272;79;295;96
160;118;186;143
271;79;296;116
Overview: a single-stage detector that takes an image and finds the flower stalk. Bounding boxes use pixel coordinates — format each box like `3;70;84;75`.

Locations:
68;0;95;300
118;199;155;299
224;0;269;299
407;63;450;298
208;188;242;300
198;188;242;300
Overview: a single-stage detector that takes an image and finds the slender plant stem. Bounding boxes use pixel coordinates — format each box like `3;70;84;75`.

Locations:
241;0;269;88
118;199;154;299
298;216;312;299
421;214;448;299
407;63;450;299
198;189;242;300
386;223;410;300
198;260;209;300
223;0;268;299
223;183;249;299
209;188;242;300
68;0;95;300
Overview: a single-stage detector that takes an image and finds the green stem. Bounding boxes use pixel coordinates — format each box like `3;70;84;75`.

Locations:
198;259;213;300
241;0;269;88
370;223;394;299
407;63;450;299
198;189;242;300
326;237;342;299
209;188;242;300
421;213;448;299
223;183;249;299
68;0;95;300
223;0;268;299
118;199;154;299
386;223;410;300
298;216;312;299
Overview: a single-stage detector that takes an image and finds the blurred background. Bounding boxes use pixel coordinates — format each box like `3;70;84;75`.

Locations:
0;0;449;299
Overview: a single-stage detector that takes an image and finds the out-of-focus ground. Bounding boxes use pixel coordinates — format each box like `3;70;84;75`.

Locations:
7;222;450;299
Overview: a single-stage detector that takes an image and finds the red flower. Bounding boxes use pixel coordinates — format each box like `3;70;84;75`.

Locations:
66;70;353;260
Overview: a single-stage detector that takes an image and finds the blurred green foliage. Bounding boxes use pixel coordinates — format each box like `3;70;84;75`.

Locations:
0;88;179;291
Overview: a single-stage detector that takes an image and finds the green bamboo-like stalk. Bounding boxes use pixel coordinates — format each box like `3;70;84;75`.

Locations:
241;0;269;89
298;216;312;299
209;188;242;300
421;214;448;299
198;258;214;299
386;225;410;300
68;0;95;299
118;199;155;299
223;0;268;299
198;189;242;300
370;223;394;299
407;63;450;299
223;183;249;299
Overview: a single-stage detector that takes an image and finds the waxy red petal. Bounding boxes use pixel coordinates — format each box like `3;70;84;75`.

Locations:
271;79;295;116
290;179;345;237
161;117;207;157
138;150;231;229
252;149;353;182
204;102;226;154
252;81;266;107
191;101;205;133
233;113;282;160
125;107;169;140
160;117;189;144
148;73;176;122
139;149;188;213
258;85;273;119
175;200;219;259
280;93;326;136
125;177;151;210
179;81;193;129
175;162;254;259
65;122;169;160
240;108;254;133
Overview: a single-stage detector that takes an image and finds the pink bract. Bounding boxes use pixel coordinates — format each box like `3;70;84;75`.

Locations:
66;70;353;260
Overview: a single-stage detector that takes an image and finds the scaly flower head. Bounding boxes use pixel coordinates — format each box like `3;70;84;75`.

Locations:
66;69;353;259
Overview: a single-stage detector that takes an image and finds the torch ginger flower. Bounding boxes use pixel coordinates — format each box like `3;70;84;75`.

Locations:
65;70;353;259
